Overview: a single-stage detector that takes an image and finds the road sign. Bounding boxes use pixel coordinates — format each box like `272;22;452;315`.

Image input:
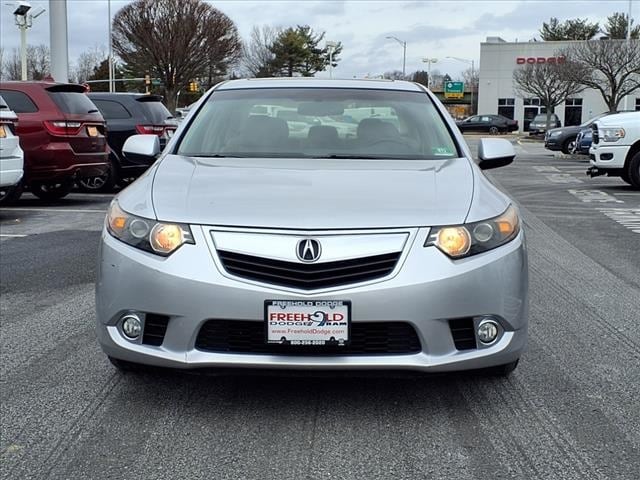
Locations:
152;79;162;86
444;81;464;99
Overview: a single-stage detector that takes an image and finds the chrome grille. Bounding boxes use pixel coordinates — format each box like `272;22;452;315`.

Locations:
217;250;401;290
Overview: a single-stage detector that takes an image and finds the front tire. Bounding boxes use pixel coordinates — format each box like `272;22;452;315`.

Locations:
77;168;116;193
29;179;73;201
627;152;640;189
562;137;576;155
489;126;499;135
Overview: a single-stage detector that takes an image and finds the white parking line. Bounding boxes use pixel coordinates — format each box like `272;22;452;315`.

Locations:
598;208;640;233
568;190;624;204
0;234;28;237
0;207;106;213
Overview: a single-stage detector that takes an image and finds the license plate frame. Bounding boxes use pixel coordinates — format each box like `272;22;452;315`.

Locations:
264;300;351;347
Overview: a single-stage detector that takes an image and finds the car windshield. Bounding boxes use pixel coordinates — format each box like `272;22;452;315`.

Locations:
177;88;459;160
580;113;606;127
533;114;556;122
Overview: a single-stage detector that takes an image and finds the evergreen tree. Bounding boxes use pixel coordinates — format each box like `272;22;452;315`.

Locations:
267;25;342;77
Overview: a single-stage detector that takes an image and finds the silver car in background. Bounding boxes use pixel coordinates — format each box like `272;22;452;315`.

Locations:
96;78;528;376
0;94;24;203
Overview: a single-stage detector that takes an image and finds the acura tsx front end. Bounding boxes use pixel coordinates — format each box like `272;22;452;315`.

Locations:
96;78;528;375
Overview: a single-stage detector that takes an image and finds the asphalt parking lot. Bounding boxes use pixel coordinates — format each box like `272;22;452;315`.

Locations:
1;139;639;480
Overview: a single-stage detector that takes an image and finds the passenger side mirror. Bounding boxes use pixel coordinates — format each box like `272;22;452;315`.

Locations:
477;138;516;170
122;134;161;161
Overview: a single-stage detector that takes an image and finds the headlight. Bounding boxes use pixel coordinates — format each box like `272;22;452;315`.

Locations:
106;201;194;256
425;205;520;259
600;127;625;142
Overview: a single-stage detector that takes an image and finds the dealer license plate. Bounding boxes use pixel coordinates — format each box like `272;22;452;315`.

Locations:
265;300;350;346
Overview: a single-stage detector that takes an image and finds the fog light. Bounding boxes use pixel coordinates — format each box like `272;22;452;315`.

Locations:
121;314;142;339
477;320;499;344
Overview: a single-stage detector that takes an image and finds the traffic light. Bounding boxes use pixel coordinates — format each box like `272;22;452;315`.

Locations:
188;81;199;93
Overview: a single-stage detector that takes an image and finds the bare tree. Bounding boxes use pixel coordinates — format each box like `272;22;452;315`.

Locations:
26;44;50;80
560;39;640;112
383;70;404;80
112;0;242;111
4;49;21;80
243;25;279;77
2;45;49;80
513;60;586;130
72;45;108;83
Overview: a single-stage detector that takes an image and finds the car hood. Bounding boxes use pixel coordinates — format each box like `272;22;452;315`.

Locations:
149;155;475;229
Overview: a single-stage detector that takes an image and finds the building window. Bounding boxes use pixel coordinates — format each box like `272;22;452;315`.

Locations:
636;98;640;111
523;98;545;131
498;98;515;119
564;98;583;126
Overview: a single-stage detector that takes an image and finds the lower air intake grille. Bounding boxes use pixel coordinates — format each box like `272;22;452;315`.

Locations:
216;250;401;290
142;314;170;346
449;318;476;350
195;320;421;355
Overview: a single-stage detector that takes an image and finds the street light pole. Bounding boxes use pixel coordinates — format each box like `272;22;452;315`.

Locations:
421;58;438;89
13;3;45;81
386;36;407;78
446;56;476;115
326;40;338;79
19;21;27;80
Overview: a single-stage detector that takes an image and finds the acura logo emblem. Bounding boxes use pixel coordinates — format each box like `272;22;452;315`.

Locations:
296;238;321;262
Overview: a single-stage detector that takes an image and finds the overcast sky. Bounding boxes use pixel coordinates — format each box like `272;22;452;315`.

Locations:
0;0;635;79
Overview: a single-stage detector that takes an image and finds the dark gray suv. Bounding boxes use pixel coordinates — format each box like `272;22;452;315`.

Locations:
79;93;176;192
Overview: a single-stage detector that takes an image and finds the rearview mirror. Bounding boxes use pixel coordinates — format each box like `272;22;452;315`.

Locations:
122;134;161;162
477;138;516;170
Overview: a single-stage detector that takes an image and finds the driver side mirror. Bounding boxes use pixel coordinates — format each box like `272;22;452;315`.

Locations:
477;138;516;170
122;134;161;162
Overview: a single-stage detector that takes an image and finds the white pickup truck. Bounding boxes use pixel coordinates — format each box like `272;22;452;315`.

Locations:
587;111;640;189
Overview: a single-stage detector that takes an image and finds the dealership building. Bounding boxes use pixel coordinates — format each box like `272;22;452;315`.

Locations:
477;37;640;131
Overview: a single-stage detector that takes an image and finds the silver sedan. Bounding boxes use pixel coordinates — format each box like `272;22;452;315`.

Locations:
96;78;528;376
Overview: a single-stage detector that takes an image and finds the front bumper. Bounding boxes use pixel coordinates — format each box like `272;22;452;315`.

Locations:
589;143;630;169
96;226;529;372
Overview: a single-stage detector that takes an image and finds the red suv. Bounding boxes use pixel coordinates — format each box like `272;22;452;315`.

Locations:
0;81;108;202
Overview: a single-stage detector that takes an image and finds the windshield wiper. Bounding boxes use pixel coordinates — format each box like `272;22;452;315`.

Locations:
186;154;248;158
314;154;392;159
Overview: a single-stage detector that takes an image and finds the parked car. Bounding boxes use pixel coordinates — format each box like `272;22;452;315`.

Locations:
588;111;640;188
545;113;610;154
0;81;108;202
96;78;528;377
456;114;518;134
81;93;177;192
528;113;561;135
572;127;592;155
0;94;24;204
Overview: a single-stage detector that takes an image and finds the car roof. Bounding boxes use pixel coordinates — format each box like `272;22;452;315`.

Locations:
216;78;425;92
